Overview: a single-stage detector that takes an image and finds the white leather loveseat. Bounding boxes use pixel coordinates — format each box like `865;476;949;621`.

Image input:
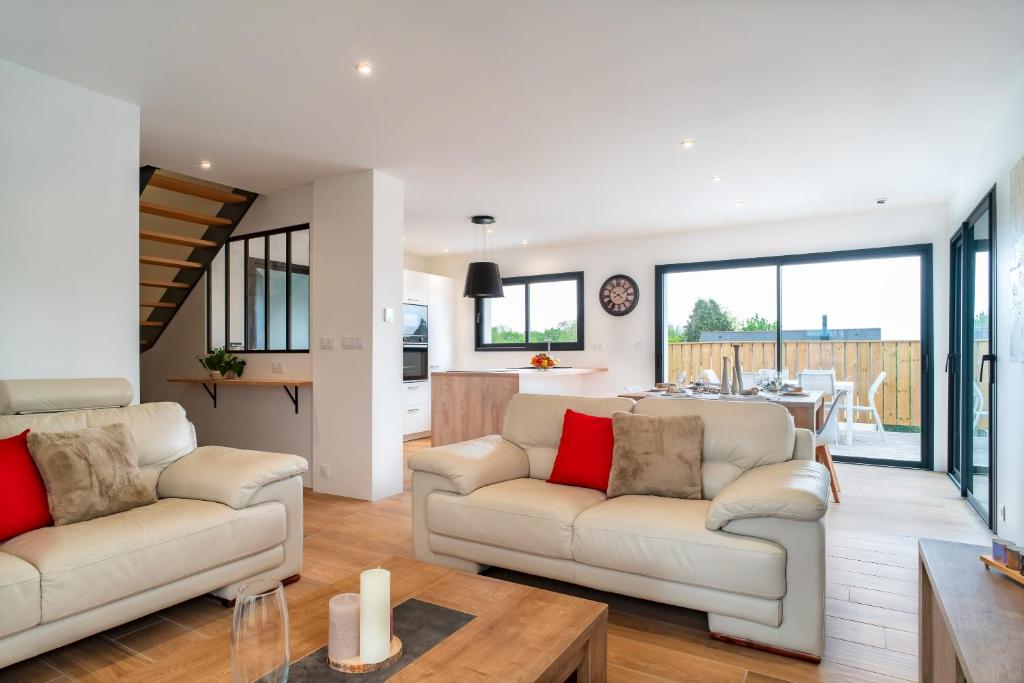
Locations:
0;379;307;668
410;394;831;660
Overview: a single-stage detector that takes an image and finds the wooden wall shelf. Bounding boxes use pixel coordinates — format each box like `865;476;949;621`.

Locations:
168;378;312;414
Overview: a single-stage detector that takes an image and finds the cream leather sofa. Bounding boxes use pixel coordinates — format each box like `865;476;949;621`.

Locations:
0;379;307;668
410;394;831;660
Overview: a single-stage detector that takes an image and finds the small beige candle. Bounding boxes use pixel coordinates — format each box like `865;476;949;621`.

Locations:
328;593;360;663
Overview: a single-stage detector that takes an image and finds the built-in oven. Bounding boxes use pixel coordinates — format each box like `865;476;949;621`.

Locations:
402;303;428;345
403;346;428;382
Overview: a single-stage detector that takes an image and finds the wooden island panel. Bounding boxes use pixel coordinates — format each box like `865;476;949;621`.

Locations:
430;372;520;447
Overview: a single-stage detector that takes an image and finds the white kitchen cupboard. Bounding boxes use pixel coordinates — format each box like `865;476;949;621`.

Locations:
401;269;455;439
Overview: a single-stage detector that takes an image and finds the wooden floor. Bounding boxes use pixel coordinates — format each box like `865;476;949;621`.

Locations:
0;439;991;683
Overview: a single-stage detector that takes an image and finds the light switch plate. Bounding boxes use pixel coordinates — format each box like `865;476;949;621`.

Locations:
319;336;336;350
271;361;285;374
342;336;365;350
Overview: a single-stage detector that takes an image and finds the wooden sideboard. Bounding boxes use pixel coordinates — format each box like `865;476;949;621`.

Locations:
919;538;1023;683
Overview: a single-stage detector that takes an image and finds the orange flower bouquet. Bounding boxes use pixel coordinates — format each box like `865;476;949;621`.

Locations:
530;352;558;370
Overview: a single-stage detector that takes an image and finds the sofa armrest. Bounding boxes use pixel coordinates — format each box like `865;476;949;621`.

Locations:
157;445;308;509
706;459;829;531
793;428;814;460
407;435;529;495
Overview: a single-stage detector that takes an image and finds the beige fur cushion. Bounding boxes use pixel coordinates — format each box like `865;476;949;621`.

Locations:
607;411;703;499
27;423;157;525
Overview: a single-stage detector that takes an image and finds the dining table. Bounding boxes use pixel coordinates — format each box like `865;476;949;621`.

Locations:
618;389;826;432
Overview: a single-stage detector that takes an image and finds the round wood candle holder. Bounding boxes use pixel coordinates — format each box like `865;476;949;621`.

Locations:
328;636;403;673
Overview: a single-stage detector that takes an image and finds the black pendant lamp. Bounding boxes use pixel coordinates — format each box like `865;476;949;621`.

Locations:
463;215;504;298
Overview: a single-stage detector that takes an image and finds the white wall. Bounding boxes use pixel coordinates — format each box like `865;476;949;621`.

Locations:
949;90;1024;537
0;58;140;392
141;185;314;484
427;204;951;469
312;170;404;500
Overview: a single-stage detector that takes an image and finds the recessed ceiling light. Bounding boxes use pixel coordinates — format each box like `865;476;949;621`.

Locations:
198;160;212;170
442;248;449;253
710;175;722;183
521;240;529;245
680;138;696;149
733;201;745;207
355;61;373;76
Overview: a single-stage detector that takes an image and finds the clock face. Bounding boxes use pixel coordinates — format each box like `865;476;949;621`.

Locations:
600;275;639;316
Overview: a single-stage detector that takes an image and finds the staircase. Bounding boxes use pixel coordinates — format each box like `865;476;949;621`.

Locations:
138;166;258;350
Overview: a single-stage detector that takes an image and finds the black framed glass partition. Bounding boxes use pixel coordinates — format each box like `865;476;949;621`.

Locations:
208;224;310;352
655;244;933;469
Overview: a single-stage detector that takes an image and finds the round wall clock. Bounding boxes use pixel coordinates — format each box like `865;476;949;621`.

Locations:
599;274;639;316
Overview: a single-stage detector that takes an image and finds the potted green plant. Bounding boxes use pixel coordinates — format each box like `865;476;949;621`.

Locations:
197;347;247;379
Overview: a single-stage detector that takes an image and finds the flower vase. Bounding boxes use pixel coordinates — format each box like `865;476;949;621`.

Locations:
720;356;732;395
731;344;742;394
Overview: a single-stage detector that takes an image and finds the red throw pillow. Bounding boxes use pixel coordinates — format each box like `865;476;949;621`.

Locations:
548;409;615;492
0;430;53;541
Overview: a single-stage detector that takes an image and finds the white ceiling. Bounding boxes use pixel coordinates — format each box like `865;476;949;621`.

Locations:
2;1;1022;255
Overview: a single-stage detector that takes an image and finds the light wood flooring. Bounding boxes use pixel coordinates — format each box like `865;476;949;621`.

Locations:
0;438;991;683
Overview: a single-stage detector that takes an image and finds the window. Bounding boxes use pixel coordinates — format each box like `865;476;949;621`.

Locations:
208;224;310;352
475;271;584;351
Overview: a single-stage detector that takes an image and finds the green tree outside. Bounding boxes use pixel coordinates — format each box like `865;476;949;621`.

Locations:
682;298;736;342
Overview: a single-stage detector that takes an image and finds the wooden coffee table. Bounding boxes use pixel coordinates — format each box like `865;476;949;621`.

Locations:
116;556;608;682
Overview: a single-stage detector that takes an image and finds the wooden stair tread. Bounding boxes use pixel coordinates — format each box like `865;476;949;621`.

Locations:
140;229;217;248
140;301;177;309
140;201;232;226
147;175;247;204
140;320;164;327
140;255;203;269
140;279;189;290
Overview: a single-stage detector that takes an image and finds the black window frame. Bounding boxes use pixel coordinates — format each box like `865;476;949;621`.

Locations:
207;223;310;353
654;244;934;470
474;271;585;351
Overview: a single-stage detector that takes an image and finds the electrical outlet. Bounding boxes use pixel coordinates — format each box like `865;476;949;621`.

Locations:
271;361;285;374
319;336;336;350
319;465;330;478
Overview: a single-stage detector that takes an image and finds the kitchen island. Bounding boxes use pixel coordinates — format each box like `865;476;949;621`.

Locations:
430;368;607;446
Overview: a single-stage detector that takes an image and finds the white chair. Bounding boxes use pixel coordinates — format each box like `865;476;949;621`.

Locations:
759;368;790;382
814;388;848;503
740;371;760;390
972;382;989;435
851;371;888;444
702;368;720;385
798;369;836;395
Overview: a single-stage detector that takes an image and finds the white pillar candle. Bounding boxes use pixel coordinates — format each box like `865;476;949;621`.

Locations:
328;593;360;662
359;567;391;663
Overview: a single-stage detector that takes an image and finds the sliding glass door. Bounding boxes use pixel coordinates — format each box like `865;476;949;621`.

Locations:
949;190;996;527
656;245;933;469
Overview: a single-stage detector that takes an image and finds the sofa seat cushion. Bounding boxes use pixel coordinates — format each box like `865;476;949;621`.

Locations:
0;498;286;622
571;495;786;599
0;551;41;638
427;478;605;559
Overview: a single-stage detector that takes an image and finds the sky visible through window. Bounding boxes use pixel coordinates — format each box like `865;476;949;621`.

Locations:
485;278;579;343
664;256;925;340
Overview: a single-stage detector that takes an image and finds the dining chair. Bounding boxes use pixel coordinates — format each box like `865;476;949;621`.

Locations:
702;368;720;385
740;372;760;390
851;371;887;444
759;368;790;381
815;388;847;503
798;369;836;395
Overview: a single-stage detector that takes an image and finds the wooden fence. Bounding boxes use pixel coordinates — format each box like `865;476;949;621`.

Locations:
667;340;922;428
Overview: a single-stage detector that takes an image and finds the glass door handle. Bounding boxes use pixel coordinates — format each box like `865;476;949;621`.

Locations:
944;353;956;373
978;354;995;383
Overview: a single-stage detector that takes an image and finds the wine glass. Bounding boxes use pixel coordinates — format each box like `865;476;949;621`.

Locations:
231;579;290;683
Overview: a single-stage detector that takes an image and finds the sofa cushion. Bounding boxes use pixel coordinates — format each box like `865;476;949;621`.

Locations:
501;394;635;479
607;412;703;499
571;495;787;599
548;410;615;492
0;498;286;622
28;423;157;525
0;552;41;638
427;478;605;559
0;402;195;470
0;430;53;542
632;398;796;498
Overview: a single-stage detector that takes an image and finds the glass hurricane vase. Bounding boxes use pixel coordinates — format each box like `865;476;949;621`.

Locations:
231;579;290;683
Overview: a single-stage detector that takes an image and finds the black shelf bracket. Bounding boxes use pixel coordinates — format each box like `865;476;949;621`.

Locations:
201;382;217;408
283;385;300;414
